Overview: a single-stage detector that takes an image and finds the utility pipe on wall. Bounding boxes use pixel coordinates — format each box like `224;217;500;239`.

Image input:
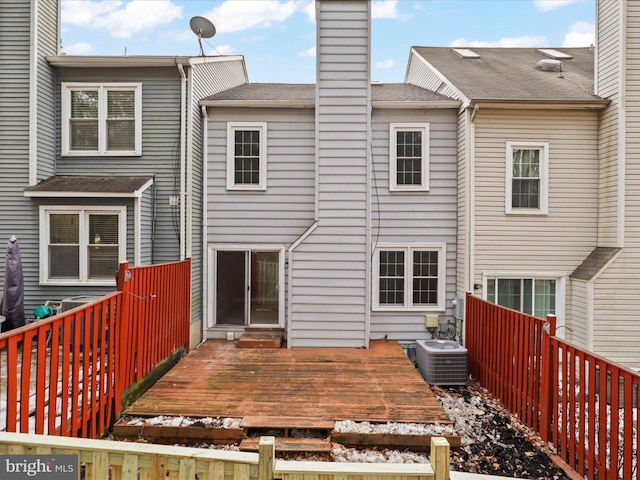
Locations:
177;63;187;260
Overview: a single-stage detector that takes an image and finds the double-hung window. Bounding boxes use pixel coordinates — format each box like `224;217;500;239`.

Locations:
374;245;445;311
226;122;267;191
486;277;557;319
506;142;549;214
389;123;429;191
40;206;126;285
62;83;142;156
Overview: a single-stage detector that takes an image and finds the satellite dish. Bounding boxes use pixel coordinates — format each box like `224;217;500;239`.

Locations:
190;16;216;56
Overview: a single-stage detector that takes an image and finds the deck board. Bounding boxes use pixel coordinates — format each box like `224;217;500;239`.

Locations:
124;340;452;425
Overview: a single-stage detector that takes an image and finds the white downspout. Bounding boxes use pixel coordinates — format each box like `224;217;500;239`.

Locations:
201;105;210;339
177;63;187;260
28;0;39;186
185;66;194;259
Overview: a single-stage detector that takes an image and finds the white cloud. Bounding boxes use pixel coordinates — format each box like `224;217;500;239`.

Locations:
372;0;399;19
61;0;183;39
299;46;316;57
302;0;315;22
375;59;395;69
208;44;236;56
61;41;93;54
449;35;548;48
534;0;581;13
562;20;595;47
204;1;302;33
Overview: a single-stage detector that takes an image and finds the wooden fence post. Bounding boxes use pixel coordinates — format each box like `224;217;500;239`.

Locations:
539;314;556;442
430;437;450;480
259;436;275;480
115;261;131;418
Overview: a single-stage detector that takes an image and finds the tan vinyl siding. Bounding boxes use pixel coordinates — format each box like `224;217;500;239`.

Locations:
369;108;458;341
590;1;640;369
472;109;599;281
289;0;370;347
568;280;589;349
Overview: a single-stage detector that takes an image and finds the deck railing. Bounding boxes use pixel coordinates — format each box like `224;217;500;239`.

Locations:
0;433;452;480
0;259;191;439
465;292;640;480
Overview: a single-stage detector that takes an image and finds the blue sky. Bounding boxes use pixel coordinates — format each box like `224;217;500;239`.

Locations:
60;0;595;83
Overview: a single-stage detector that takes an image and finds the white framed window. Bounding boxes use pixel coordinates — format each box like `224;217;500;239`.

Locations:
61;83;142;156
506;142;549;214
373;244;445;311
226;122;267;191
389;123;429;191
484;275;564;319
39;206;126;285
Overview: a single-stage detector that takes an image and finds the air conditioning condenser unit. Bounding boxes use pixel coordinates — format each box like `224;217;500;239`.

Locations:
416;339;468;386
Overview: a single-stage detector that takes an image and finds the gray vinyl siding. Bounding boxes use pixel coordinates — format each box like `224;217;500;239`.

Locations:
472;108;599;280
190;58;246;335
0;0;59;315
140;187;154;265
369;108;458;341
456;110;468;299
205;107;316;244
288;0;370;347
54;67;183;265
35;0;58;181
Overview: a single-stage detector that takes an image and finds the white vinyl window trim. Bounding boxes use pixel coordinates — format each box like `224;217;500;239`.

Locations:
226;122;268;191
61;83;142;156
482;272;565;337
389;123;430;192
372;244;446;312
505;141;549;215
39;205;126;286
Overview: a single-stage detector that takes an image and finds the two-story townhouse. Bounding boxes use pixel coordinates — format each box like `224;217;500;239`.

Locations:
201;0;460;347
404;45;640;365
1;1;248;347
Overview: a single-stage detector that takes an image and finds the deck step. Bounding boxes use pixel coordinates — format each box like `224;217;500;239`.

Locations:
239;437;331;453
238;332;283;348
240;416;334;430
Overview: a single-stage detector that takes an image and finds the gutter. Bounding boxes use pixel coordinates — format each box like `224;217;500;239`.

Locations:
617;0;627;247
201;106;210;339
177;63;187;261
28;0;39;186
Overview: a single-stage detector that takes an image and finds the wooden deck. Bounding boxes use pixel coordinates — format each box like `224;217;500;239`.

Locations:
124;340;451;426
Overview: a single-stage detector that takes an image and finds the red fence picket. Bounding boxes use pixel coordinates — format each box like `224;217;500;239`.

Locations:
466;293;639;480
0;259;191;439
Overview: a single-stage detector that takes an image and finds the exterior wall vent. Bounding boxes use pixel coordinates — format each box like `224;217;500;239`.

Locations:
415;339;468;385
536;59;562;72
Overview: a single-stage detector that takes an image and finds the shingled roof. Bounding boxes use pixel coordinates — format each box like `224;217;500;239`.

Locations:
411;47;608;105
571;247;621;281
24;176;154;197
202;82;458;106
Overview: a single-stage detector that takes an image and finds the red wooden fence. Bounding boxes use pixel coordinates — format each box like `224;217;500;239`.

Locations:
0;259;191;439
466;292;639;480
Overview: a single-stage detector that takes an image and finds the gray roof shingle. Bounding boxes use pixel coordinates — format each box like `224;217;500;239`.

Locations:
412;47;607;104
202;82;455;104
24;176;153;195
571;247;621;281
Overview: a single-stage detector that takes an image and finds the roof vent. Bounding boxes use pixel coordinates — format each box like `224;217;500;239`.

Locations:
536;48;573;60
536;58;562;72
452;48;480;59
